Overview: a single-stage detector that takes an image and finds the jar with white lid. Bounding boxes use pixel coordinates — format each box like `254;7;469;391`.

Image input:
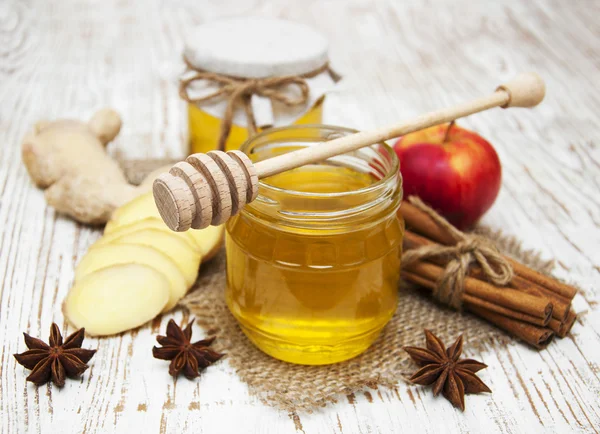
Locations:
180;17;339;154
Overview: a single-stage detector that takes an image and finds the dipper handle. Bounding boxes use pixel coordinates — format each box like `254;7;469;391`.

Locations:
496;72;546;108
154;73;545;231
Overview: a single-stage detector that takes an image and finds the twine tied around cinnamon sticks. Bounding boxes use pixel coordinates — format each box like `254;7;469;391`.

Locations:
401;196;514;309
179;56;333;151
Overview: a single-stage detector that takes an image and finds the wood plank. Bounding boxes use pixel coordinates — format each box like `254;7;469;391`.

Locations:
0;0;598;432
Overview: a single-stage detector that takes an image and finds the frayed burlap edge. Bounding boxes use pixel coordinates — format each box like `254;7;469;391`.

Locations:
123;159;573;413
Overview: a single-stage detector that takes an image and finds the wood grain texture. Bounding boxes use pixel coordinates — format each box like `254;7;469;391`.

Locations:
0;0;598;432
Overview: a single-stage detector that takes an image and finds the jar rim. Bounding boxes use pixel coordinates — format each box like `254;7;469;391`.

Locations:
240;124;400;199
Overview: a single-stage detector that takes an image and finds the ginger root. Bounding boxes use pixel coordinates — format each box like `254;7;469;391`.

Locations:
22;109;147;224
25;112;231;335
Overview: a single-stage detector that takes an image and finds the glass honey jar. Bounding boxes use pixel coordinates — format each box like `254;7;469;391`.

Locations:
225;125;404;365
180;18;339;154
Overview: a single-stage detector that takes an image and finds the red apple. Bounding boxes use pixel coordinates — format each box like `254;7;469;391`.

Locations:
393;122;501;230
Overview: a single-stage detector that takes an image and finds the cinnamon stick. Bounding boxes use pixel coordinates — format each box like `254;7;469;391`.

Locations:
400;201;455;245
403;271;554;349
558;311;577;338
547;310;577;336
403;271;549;326
548;318;561;335
399;201;578;301
468;305;554;350
403;261;553;325
507;274;570;322
506;258;577;300
403;230;569;322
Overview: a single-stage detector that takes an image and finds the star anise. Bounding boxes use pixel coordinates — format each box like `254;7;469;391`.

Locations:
152;319;224;380
403;330;491;411
14;323;96;387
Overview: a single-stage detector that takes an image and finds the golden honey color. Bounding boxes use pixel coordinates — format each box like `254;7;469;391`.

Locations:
225;128;403;365
188;98;324;153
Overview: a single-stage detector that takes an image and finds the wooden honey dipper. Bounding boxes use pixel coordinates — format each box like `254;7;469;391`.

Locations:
154;72;545;231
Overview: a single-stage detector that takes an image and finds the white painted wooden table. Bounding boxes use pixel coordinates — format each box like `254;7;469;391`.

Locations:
1;0;599;432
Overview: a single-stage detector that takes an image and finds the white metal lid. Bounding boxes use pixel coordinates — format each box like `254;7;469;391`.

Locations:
184;17;329;78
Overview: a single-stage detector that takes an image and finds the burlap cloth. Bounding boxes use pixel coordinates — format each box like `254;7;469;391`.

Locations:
123;160;556;412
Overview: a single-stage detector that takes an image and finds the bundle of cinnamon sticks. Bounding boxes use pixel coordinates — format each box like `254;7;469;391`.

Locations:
399;201;578;349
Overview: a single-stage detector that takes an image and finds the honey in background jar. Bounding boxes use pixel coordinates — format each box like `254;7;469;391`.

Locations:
188;97;325;153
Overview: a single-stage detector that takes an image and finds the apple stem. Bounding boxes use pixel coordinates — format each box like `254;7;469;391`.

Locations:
443;121;455;143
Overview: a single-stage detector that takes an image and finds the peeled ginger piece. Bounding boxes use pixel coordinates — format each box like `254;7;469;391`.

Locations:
75;243;187;312
63;264;170;336
106;192;225;263
103;217;199;252
106;229;201;286
108;192;160;230
188;225;225;262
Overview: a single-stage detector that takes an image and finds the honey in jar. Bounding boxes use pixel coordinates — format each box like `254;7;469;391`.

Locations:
180;18;338;154
225;126;404;365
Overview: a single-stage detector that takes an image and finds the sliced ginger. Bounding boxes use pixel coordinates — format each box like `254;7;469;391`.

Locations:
64;264;170;336
24;110;232;335
108;192;161;228
103;229;201;286
188;225;225;262
62;190;228;336
75;243;187;312
106;191;225;262
103;217;199;252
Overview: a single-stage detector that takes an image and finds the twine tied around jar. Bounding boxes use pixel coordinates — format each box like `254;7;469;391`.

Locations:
179;56;338;151
401;196;514;309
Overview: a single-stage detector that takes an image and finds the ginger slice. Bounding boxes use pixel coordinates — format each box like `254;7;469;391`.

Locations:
104;228;201;287
188;225;225;262
63;264;170;336
109;191;161;227
102;217;200;252
75;243;187;312
107;191;224;262
138;165;172;190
